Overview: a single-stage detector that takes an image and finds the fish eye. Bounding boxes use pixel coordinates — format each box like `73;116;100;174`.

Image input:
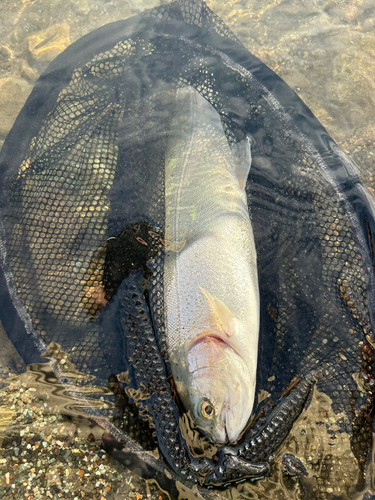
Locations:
199;400;215;419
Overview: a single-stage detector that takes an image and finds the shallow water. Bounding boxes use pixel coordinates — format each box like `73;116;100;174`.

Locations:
1;0;375;182
0;1;375;499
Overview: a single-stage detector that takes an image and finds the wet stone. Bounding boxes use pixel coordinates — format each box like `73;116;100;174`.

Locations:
28;22;71;62
0;0;374;496
0;46;12;62
0;366;170;500
282;453;308;478
20;61;39;82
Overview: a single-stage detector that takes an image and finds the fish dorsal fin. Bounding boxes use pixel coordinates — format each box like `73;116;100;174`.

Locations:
231;136;252;191
198;286;238;337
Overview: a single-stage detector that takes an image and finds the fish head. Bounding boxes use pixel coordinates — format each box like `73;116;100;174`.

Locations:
174;335;254;444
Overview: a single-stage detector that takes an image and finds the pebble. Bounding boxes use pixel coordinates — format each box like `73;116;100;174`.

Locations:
0;0;374;499
0;376;168;500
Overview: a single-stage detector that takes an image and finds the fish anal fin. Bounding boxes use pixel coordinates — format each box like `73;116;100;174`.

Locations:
198;286;238;337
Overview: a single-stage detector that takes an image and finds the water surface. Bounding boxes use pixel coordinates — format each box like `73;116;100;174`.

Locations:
0;1;375;499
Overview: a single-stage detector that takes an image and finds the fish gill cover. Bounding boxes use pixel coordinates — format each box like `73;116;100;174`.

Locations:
0;0;374;497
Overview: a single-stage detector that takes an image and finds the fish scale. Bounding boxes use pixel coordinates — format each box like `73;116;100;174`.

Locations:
164;86;260;444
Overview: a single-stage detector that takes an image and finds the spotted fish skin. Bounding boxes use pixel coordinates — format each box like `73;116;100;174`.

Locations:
164;86;259;444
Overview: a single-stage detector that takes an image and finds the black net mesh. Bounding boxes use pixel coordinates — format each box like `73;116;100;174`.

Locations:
0;0;374;492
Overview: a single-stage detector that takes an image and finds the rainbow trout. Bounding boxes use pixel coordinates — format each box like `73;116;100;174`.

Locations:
164;86;259;444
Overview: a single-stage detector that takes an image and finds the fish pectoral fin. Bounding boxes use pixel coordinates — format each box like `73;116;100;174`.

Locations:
198;286;238;337
232;136;252;191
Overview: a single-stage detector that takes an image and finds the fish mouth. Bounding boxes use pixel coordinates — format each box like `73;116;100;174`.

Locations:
222;405;242;444
214;407;238;444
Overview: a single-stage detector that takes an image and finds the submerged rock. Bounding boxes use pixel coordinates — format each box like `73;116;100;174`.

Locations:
28;22;71;62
